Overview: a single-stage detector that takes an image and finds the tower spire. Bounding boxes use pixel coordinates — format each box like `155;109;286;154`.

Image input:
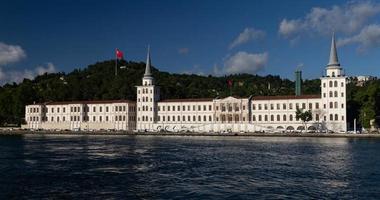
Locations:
144;45;152;77
327;32;340;68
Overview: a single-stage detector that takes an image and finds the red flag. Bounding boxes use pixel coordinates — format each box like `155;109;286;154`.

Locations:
116;49;124;59
227;79;233;87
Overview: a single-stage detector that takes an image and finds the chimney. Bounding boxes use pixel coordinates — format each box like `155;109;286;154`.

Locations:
295;70;302;96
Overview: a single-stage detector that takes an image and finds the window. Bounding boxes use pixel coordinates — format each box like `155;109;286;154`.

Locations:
276;104;280;110
252;104;256;110
188;116;190;121
270;104;274;110
342;103;344;108
258;115;262;121
289;115;293;121
264;115;268;121
209;105;212;111
203;116;206;121
341;92;344;97
296;103;299;109
330;102;333;108
329;81;332;87
264;104;268;110
203;105;206;111
93;107;96;112
316;114;319;121
334;81;338;87
173;106;175;111
93;116;96;122
334;102;338;108
335;114;338;121
198;116;201;121
341;82;344;87
183;116;185;121
100;107;102;112
323;83;326;88
283;115;286;121
309;103;312;109
258;104;262;110
283;103;286;110
178;116;180;121
183;106;186;111
334;91;338;97
270;115;274;121
277;115;280;121
209;116;212;121
323;93;326;97
316;103;319;109
289;103;293;109
330;114;333;121
106;107;109;112
253;115;256;121
329;91;333;97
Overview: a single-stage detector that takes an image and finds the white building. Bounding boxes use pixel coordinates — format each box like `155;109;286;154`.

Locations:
24;34;347;133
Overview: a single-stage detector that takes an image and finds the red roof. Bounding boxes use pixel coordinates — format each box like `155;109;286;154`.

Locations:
44;99;135;105
159;98;214;103
253;95;321;100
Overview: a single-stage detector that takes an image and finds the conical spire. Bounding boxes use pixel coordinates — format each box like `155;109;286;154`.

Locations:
144;45;152;77
327;32;340;67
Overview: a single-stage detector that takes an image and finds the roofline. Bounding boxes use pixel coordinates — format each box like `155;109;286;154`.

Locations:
159;98;214;103
34;99;136;106
252;95;321;101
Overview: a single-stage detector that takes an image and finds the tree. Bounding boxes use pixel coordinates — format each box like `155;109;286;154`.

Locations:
296;108;313;132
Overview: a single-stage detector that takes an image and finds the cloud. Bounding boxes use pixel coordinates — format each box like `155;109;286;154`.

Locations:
182;64;205;76
229;28;265;49
214;51;268;75
0;62;57;85
338;24;380;51
178;48;189;55
0;42;26;65
279;1;380;38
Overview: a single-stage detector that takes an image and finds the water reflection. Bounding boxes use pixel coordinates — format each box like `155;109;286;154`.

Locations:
0;135;379;199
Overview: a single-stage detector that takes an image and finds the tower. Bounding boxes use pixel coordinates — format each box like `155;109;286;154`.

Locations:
320;33;347;132
295;70;302;96
136;46;160;130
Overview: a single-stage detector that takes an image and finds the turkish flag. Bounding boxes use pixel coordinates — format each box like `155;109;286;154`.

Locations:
116;49;124;59
227;79;233;87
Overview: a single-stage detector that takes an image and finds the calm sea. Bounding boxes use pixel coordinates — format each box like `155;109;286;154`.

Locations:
0;134;379;199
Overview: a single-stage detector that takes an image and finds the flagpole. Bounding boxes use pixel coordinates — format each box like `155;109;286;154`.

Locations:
115;49;118;76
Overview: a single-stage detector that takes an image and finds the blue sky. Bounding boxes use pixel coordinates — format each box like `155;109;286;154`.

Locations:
1;0;380;84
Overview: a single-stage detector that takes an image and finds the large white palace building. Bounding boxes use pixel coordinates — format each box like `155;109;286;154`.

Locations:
24;35;347;133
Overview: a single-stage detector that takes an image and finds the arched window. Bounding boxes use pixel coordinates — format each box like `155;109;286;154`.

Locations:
334;102;338;108
335;114;338;121
329;91;333;97
277;115;280;121
283;115;286;121
264;115;268;121
334;81;338;87
330;114;333;121
330;102;333;108
253;115;256;121
289;115;293;121
270;115;274;121
258;115;262;121
332;72;335;77
334;91;338;97
329;81;332;87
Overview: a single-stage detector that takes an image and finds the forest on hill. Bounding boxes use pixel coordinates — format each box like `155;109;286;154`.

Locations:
0;59;378;129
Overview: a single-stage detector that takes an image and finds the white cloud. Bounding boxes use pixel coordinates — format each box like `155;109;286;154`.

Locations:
0;42;26;65
279;19;303;38
338;24;380;50
229;28;265;49
178;48;189;55
279;1;380;38
214;51;268;75
0;62;57;85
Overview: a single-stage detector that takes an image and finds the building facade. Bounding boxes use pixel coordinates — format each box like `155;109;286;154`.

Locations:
24;34;347;132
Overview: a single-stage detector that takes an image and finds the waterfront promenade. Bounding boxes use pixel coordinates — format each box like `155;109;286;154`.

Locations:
1;129;380;138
